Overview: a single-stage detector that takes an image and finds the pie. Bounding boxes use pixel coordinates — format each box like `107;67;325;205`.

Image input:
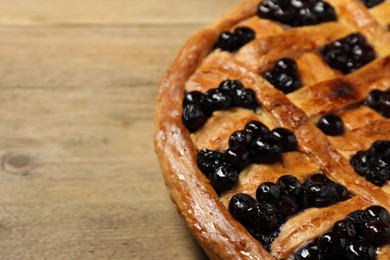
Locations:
154;0;390;259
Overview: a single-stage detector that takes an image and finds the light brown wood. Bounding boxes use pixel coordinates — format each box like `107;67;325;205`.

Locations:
0;0;231;259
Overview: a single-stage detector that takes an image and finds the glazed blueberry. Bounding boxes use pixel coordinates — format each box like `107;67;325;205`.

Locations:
229;130;253;149
232;88;258;109
271;127;298;152
182;104;207;132
250;135;283;164
182;91;207;107
304;173;332;187
320;33;376;74
371;140;390;163
276;196;299;217
363;220;390;246
334;183;351;201
245;121;270;138
214;31;239;52
333;219;357;238
317;232;347;258
365;89;390;118
248;227;279;251
218;80;244;97
277;175;302;198
345;240;376;260
295;246;322;260
209;165;238;193
205;89;232;111
365;168;389;187
296;189;313;210
308;184;339;207
346;210;372;235
256;182;281;204
234;26;256;46
257;0;336;27
263;58;301;94
229;193;257;225
247;202;278;230
316;113;344;136
360;0;385;8
350;151;371;176
225;147;251;170
197;149;226;175
365;205;390;223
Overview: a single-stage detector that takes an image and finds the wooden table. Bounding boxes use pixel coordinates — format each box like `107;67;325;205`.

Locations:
0;0;237;259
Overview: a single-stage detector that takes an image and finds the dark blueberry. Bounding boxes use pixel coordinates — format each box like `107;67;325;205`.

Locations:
182;91;207;107
248;227;279;251
346;210;372;236
205;89;231;111
229;193;257;225
365;205;390;223
371;140;390;164
257;0;294;24
197;149;226;175
360;0;385;8
304;173;332;187
316;114;344;136
232;88;258;109
333;219;357;238
208;165;238;193
334;183;351;201
250;135;283;164
317;232;347;258
320;33;376;74
263;58;301;94
350;151;371;176
308;184;339;207
234;26;256;46
229;130;253;149
313;1;337;23
276;196;299;217
246;202;279;230
245;121;270;138
277;175;302;198
297;189;313;210
225;147;251;170
271;127;298;152
365;168;389;187
365;89;390;118
218;80;244;97
182;104;207;132
256;182;281;204
364;220;390;246
345;240;376;260
214;31;239;52
295;246;322;260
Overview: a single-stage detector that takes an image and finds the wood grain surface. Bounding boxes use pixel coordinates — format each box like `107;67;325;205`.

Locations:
0;0;236;259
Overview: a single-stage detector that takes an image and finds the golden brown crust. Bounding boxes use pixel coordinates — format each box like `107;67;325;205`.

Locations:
155;0;390;259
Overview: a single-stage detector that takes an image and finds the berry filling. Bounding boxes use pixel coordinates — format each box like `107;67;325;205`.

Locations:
214;26;255;52
350;140;390;187
320;33;376;74
360;0;385;8
182;80;259;132
294;206;390;259
229;173;352;250
365;89;390;118
257;0;337;27
263;58;302;94
316;113;345;136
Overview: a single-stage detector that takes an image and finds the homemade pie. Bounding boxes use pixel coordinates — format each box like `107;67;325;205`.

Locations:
154;0;390;259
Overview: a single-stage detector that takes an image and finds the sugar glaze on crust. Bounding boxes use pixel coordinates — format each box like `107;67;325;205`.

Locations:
154;0;390;259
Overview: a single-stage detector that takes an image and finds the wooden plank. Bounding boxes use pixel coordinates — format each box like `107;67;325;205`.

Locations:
0;0;237;25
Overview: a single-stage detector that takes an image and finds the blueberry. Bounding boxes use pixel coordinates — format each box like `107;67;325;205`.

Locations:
214;31;239;52
205;89;232;111
229;193;257;225
365;168;389;187
295;246;322;260
225;147;251;170
209;165;238;193
365;90;390;118
371;140;390;164
277;175;302;198
308;184;339;207
182;91;207;107
296;189;313;210
365;205;390;223
316;113;344;136
218;80;244;97
346;210;372;236
182;104;207;132
275;58;298;74
360;0;385;8
276;196;299;217
350;151;371;176
250;135;283;164
234;26;256;46
317;232;347;258
333;219;357;238
304;173;332;187
363;220;390;246
245;121;270;138
232;88;258;109
321;33;376;74
197;149;226;175
256;182;281;204
271;127;298;152
229;130;253;149
345;240;376;260
334;183;351;201
263;58;301;94
246;202;278;230
248;227;280;251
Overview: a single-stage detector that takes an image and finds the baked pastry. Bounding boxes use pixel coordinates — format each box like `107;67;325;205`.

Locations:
154;0;390;259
